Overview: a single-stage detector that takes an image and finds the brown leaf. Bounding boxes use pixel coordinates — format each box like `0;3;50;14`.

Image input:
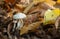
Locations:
20;21;43;35
5;0;16;4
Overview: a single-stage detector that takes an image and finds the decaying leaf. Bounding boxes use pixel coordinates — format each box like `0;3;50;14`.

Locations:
5;0;16;4
23;2;34;14
40;2;56;9
24;13;40;25
45;0;56;6
20;0;32;4
57;0;60;4
33;0;45;4
20;21;43;35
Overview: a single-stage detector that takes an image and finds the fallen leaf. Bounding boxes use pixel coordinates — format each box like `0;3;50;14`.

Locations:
5;0;16;4
20;21;42;35
57;0;60;4
45;0;56;6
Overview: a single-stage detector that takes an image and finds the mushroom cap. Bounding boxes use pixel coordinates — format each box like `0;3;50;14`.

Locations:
13;13;26;19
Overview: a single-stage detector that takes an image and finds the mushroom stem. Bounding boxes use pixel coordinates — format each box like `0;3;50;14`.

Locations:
13;23;16;31
16;19;23;30
13;20;17;32
20;19;24;29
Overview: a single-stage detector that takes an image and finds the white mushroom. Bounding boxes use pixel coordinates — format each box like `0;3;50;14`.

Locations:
13;13;26;19
13;13;26;30
12;20;17;31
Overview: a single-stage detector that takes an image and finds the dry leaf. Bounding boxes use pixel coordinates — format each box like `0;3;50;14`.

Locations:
5;0;16;4
15;4;25;12
41;2;56;9
23;2;34;14
20;0;31;4
20;21;43;35
45;0;56;6
33;0;45;4
57;0;60;4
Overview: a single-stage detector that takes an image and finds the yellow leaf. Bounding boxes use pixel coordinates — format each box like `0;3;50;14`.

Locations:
57;0;60;4
45;0;56;6
52;8;60;16
33;0;45;4
44;9;60;25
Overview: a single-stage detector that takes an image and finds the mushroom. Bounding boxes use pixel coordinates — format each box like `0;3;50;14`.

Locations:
12;20;17;31
13;13;26;30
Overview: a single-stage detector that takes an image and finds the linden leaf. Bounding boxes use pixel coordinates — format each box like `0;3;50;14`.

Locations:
52;8;60;16
44;9;60;25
